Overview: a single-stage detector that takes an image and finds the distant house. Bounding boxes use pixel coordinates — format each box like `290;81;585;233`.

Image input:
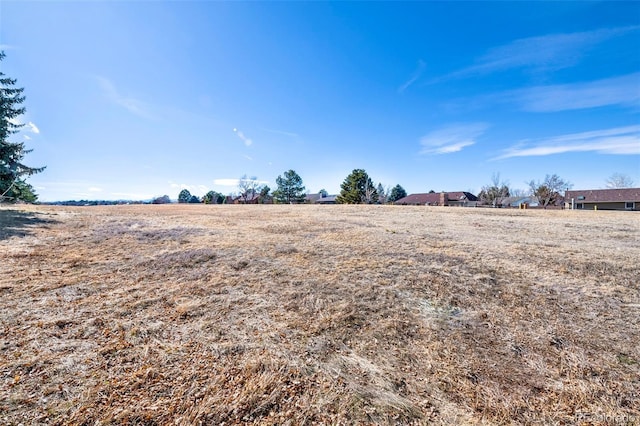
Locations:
232;190;272;204
565;188;640;211
306;192;338;204
305;193;322;203
232;195;255;204
315;195;337;204
500;196;540;208
395;191;478;206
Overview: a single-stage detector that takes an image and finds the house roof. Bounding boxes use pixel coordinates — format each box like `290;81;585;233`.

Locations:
395;191;477;205
395;193;438;205
244;192;261;202
565;188;640;203
448;191;478;202
315;195;337;203
306;193;322;202
305;193;337;203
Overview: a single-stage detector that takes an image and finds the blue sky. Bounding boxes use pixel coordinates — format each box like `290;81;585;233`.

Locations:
1;1;639;201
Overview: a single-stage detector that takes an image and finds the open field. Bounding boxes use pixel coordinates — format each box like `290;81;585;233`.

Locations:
1;204;639;425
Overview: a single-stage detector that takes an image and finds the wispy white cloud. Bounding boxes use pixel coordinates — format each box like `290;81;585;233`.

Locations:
436;26;639;81
398;60;426;93
170;182;189;189
168;182;209;194
495;125;640;160
31;181;107;200
213;178;268;187
24;135;31;141
512;73;640;112
111;192;153;200
27;122;40;134
420;123;488;155
443;73;640;113
8;117;40;134
97;76;154;119
233;128;253;146
261;128;299;138
243;155;254;161
213;178;240;187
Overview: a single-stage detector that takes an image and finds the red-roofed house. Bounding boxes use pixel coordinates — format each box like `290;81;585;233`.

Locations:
565;188;640;211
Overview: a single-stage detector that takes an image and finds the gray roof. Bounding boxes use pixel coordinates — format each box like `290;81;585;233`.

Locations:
315;195;337;203
395;191;478;205
306;193;322;202
566;188;640;203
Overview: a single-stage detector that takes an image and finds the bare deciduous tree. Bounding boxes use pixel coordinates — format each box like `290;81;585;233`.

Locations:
479;173;510;207
376;183;390;204
528;174;572;208
510;188;527;197
363;180;378;204
238;175;262;203
605;173;634;189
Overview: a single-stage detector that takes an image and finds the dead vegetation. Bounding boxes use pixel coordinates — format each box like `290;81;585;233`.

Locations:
1;204;639;425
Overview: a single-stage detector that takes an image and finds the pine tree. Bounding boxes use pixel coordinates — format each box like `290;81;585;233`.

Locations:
273;170;306;204
178;189;192;203
258;185;271;204
203;190;225;204
389;184;407;202
1;52;44;202
336;169;377;204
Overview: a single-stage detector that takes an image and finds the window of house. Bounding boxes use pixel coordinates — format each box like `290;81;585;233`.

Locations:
577;203;584;209
625;202;635;210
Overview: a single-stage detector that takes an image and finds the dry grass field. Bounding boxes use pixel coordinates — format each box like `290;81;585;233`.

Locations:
1;204;639;425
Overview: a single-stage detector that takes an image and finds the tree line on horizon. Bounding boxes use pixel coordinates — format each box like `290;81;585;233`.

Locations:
39;170;633;207
169;169;410;206
167;169;633;209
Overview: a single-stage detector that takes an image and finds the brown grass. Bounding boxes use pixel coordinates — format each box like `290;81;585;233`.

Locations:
1;204;639;425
